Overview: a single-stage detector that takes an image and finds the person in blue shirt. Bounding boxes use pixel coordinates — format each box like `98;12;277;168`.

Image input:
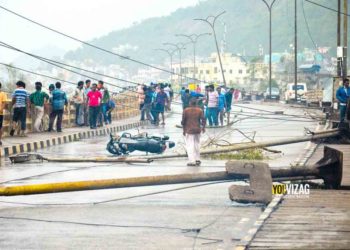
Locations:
336;78;350;122
225;88;235;124
142;86;154;122
217;87;227;126
190;91;204;98
106;99;116;124
48;82;68;132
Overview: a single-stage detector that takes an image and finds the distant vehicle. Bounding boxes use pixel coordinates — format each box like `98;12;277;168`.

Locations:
264;87;280;100
284;83;308;103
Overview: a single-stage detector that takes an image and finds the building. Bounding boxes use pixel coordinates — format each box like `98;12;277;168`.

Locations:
172;53;249;86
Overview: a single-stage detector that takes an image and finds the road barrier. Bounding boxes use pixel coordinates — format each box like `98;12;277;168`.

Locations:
1;91;139;136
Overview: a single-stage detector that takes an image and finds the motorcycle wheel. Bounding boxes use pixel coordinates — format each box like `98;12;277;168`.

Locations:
106;142;122;155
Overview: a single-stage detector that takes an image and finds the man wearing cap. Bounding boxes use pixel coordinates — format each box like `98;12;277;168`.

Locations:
336;78;350;122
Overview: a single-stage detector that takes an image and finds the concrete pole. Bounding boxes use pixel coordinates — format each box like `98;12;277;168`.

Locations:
262;0;277;99
0;145;342;196
338;0;342;77
343;0;348;79
294;0;298;102
148;129;340;160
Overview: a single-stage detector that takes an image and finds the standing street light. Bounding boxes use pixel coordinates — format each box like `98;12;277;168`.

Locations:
294;0;298;102
261;0;277;99
175;33;211;81
154;48;176;83
194;11;227;86
163;42;187;85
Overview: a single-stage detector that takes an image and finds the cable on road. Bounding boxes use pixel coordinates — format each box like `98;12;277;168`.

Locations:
232;103;321;120
189;206;235;249
0;215;194;232
231;112;321;123
230;108;322;120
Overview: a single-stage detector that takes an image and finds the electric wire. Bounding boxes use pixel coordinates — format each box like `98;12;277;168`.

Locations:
301;0;317;49
0;41;141;88
0;60;139;102
305;0;350;17
0;41;186;108
0;4;212;84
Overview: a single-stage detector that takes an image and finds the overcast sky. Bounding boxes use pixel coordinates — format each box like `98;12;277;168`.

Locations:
0;0;199;62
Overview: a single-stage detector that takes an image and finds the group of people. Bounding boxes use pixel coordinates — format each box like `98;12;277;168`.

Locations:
0;79;115;144
180;84;238;127
137;83;174;125
180;84;248;166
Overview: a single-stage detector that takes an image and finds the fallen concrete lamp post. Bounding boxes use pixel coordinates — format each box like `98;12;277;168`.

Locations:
0;147;342;205
147;128;343;160
9;153;153;164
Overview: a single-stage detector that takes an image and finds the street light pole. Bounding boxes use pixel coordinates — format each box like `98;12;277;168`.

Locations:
194;11;227;86
175;33;211;81
294;0;298;102
154;48;176;83
261;0;276;99
163;42;187;86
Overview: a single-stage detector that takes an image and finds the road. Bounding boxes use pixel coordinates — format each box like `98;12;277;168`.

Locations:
0;102;322;249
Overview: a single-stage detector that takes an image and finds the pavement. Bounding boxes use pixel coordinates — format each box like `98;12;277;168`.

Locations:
0;116;146;158
0;102;325;249
236;125;350;249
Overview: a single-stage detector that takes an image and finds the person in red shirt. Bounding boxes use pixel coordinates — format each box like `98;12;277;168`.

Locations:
86;83;102;129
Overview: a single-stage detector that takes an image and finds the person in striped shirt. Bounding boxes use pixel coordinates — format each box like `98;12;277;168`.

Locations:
10;81;30;137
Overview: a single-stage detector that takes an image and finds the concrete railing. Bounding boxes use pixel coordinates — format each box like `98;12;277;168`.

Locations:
1;91;140;136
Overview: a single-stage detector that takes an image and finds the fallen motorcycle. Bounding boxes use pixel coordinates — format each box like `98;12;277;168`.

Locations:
106;132;175;156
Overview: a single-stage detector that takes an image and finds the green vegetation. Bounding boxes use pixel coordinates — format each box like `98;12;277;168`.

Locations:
205;149;265;160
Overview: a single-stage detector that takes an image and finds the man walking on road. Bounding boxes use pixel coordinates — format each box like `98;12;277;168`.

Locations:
30;82;49;132
48;82;68;132
336;78;350;123
181;98;206;166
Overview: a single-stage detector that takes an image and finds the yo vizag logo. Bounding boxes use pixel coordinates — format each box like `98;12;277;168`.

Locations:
272;183;310;196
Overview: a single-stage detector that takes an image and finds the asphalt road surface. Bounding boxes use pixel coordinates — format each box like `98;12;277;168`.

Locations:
0;102;322;249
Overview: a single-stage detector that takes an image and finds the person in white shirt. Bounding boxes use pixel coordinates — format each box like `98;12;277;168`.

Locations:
73;81;85;126
206;84;219;126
